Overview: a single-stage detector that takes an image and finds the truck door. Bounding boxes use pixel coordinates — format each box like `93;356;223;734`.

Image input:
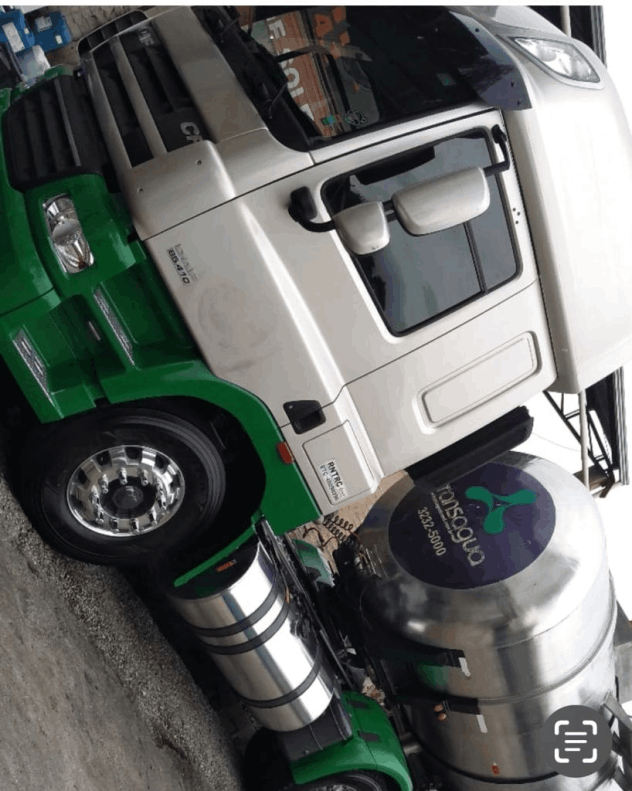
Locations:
229;111;557;508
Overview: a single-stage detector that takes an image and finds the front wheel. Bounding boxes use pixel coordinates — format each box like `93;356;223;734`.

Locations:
276;771;392;791
21;404;226;566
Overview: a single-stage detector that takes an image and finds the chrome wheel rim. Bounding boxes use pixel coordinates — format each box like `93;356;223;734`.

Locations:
66;445;185;537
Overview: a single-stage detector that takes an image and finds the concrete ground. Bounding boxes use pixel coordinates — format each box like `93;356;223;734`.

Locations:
0;424;245;791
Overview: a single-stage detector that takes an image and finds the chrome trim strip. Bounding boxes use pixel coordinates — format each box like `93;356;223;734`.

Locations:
86;320;102;341
93;289;135;365
53;79;81;167
12;330;53;403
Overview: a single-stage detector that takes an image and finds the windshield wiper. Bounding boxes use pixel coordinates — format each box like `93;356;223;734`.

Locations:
261;80;289;121
274;43;372;64
195;7;322;146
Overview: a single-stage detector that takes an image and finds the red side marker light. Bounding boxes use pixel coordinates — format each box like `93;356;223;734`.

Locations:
277;441;295;464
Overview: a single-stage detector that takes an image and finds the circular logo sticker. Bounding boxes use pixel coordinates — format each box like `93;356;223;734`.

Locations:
539;705;612;777
389;462;556;589
344;110;368;127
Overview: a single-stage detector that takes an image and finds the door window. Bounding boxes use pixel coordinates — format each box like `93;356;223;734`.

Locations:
322;131;519;335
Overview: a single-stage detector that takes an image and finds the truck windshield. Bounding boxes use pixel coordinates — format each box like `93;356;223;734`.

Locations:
204;6;477;150
323;132;519;335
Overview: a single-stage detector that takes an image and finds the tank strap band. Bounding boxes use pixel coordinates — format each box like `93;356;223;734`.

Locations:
203;596;291;655
190;575;284;638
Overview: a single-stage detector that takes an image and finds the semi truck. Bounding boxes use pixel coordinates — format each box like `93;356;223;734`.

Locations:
3;4;632;790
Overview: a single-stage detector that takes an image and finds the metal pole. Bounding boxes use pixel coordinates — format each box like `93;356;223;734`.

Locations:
623;728;632;787
605;693;632;787
614;368;629;485
560;6;572;36
579;391;590;489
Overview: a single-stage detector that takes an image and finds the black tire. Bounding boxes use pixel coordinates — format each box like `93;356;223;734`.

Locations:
273;770;391;791
244;729;392;791
20;403;226;566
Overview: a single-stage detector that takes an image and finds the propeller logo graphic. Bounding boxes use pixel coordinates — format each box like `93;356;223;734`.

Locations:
464;485;537;534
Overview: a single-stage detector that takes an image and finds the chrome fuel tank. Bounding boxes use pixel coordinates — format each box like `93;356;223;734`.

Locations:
357;452;618;788
168;539;335;732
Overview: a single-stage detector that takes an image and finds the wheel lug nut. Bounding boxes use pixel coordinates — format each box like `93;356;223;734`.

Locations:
109;518;119;533
140;470;150;487
90;490;100;506
117;467;128;485
148;509;157;524
131;518;141;534
99;475;109;494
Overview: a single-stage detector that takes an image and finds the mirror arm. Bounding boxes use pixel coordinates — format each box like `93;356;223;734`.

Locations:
288;187;336;233
383;198;397;222
483;125;510;178
290;125;509;235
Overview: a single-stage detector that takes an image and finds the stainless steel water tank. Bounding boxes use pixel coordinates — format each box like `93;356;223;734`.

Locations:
168;539;335;732
357;452;618;789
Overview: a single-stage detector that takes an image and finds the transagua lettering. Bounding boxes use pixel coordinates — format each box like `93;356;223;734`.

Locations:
432;484;485;567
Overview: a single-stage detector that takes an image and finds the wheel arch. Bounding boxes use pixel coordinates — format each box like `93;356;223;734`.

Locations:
93;359;320;536
289;691;413;791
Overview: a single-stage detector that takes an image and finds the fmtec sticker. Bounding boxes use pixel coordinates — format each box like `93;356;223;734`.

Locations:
319;459;348;503
167;245;198;285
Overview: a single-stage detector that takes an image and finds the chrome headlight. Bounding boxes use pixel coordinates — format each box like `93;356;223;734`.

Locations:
44;196;94;273
512;37;600;84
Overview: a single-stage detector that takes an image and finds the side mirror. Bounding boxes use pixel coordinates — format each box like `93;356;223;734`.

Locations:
392;167;490;236
333;202;390;255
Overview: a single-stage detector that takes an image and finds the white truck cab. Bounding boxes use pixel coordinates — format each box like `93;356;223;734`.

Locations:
82;6;632;514
5;5;632;566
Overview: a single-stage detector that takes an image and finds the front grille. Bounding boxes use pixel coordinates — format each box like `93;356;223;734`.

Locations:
88;22;211;168
77;10;148;57
3;75;112;191
121;28;209;154
93;43;152;167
